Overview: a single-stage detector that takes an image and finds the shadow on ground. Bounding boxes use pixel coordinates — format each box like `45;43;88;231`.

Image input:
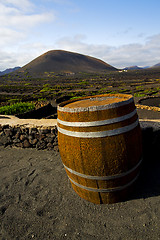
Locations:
130;125;160;201
16;103;57;119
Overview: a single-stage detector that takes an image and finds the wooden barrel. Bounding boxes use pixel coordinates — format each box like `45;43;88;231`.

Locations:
57;94;142;204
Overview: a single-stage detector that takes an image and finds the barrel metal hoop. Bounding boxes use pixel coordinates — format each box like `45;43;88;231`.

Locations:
58;119;139;138
63;157;142;180
58;97;134;113
57;109;137;127
68;173;139;193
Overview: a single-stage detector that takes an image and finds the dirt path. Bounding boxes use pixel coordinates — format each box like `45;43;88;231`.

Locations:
0;121;160;239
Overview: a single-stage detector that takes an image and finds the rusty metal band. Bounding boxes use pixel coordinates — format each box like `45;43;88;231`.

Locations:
58;97;134;113
63;157;142;180
57;109;137;127
57;119;139;138
68;173;139;193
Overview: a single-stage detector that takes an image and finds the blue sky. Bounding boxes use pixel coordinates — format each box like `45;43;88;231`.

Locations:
0;0;160;70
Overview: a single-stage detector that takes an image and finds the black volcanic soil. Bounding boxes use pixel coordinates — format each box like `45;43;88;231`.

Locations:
137;108;160;119
1;121;160;239
139;97;160;107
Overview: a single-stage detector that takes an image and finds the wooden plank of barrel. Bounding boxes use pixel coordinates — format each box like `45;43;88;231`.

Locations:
57;94;142;204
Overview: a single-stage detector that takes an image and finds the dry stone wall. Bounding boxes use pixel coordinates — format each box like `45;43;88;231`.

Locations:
0;124;58;151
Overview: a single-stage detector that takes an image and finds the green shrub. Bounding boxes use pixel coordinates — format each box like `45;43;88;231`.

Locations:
70;96;86;100
78;81;88;85
0;102;35;115
40;87;51;93
133;93;146;97
8;99;21;104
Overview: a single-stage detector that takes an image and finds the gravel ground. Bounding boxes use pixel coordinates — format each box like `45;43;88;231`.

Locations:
0;119;160;239
137;108;160;120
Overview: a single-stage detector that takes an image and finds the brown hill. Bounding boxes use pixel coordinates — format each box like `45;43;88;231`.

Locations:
150;63;160;69
20;50;117;74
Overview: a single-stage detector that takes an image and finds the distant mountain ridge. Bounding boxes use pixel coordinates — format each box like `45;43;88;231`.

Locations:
150;63;160;68
0;67;21;76
19;50;117;75
124;63;160;70
123;65;143;70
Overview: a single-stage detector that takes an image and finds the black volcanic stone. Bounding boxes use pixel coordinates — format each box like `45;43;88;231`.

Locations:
0;136;8;146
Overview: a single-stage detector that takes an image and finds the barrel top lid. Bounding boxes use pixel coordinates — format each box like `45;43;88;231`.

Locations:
65;96;124;108
58;94;134;112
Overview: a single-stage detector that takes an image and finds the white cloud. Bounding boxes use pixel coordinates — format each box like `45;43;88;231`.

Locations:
0;0;35;12
0;12;54;29
0;51;18;70
0;0;55;70
56;34;160;68
0;1;54;30
0;0;55;47
0;27;25;43
56;35;114;59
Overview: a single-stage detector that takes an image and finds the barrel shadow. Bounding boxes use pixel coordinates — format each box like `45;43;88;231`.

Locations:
16;103;57;119
129;126;160;200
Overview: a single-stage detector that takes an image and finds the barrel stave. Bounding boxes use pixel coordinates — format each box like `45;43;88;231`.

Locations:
58;127;142;177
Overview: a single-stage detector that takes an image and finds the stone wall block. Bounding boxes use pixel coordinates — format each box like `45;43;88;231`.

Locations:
15;142;23;148
13;139;21;144
0;135;9;146
4;128;13;137
29;128;38;135
47;143;54;149
12;127;18;136
38;128;50;134
0;124;58;150
50;127;57;135
46;133;55;138
45;132;55;143
53;136;58;146
36;141;47;150
0;131;4;137
44;137;54;143
23;139;31;148
22;128;29;134
20;134;27;141
15;132;21;139
36;134;45;141
29;139;38;145
15;127;22;133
